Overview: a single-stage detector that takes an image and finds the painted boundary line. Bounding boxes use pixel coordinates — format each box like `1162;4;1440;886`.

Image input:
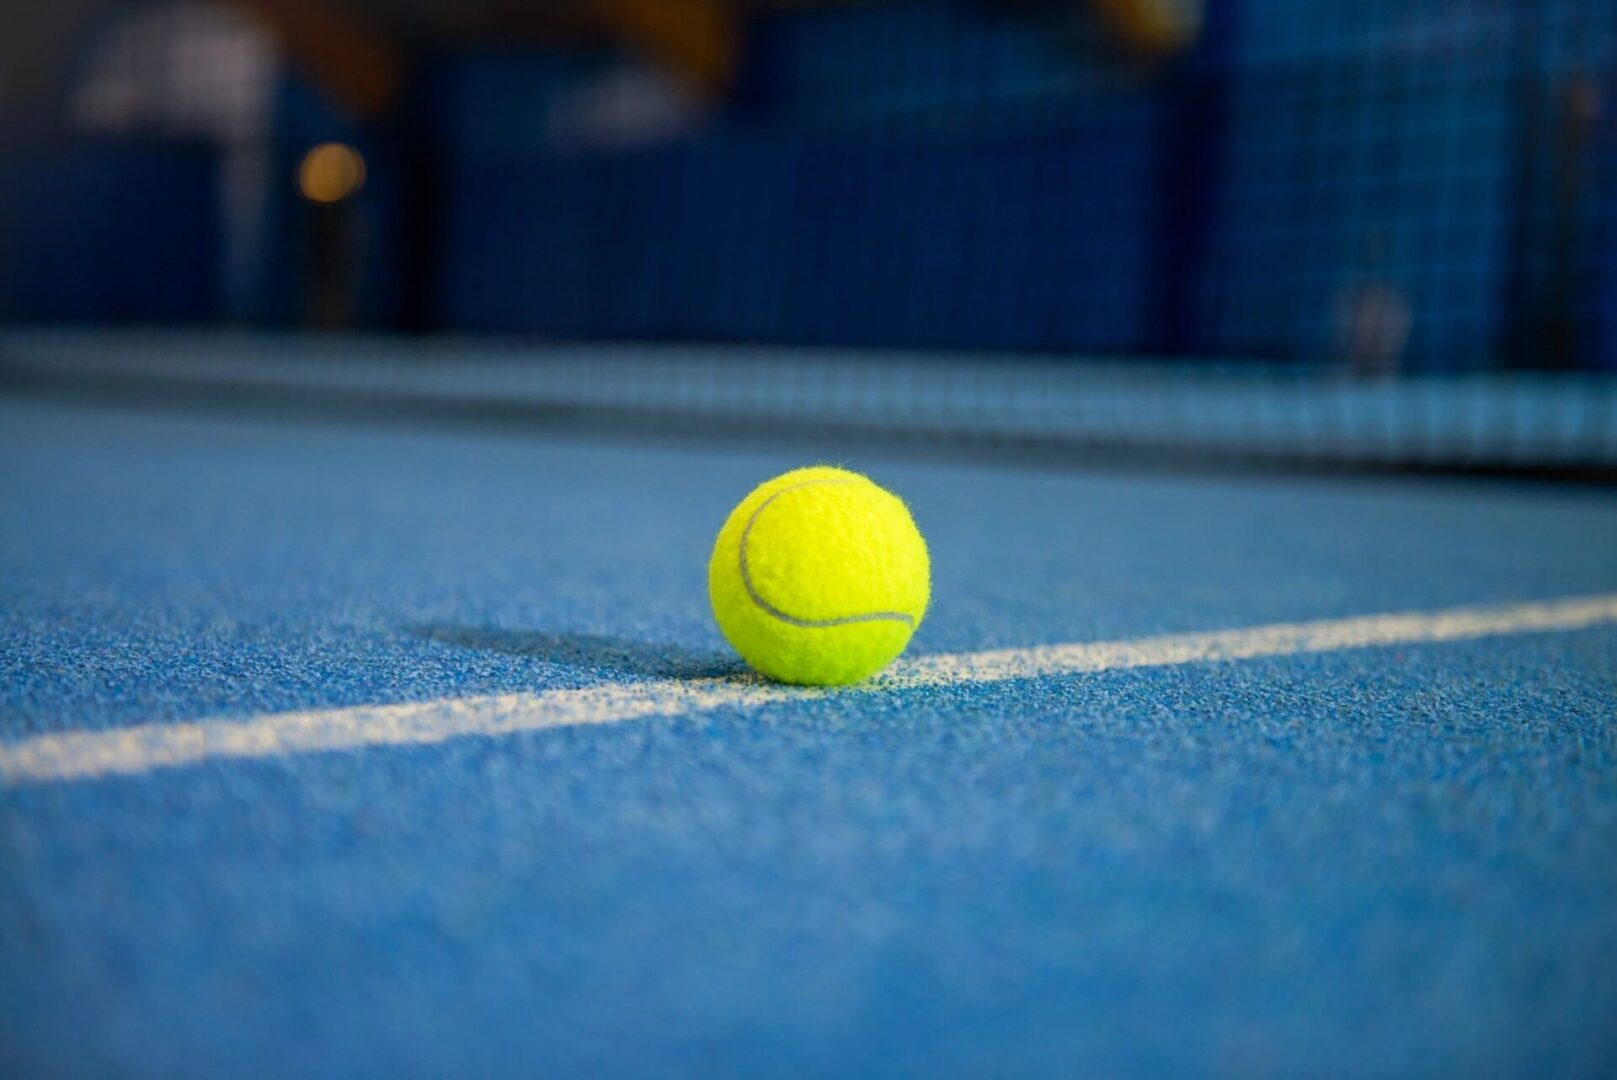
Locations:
4;594;1616;786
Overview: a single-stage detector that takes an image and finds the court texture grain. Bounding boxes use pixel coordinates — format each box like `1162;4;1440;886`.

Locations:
2;395;1615;1077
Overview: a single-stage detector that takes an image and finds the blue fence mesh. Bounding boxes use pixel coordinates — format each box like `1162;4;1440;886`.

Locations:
407;0;1617;369
2;0;1616;475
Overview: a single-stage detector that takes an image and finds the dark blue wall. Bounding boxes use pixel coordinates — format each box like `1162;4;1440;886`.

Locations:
427;0;1615;366
436;2;1165;350
0;137;220;324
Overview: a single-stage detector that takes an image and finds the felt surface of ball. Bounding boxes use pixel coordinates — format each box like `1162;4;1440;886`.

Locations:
709;466;930;686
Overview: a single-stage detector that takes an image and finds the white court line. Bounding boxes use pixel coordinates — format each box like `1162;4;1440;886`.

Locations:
4;593;1616;786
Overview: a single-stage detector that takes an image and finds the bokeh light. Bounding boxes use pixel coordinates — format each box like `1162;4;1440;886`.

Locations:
297;142;366;204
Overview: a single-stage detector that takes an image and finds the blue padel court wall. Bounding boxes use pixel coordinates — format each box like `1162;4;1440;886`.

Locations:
0;137;221;324
1;0;1612;366
436;1;1163;352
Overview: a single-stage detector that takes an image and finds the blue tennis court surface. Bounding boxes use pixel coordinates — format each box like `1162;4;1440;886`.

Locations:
3;396;1616;1076
6;0;1617;1074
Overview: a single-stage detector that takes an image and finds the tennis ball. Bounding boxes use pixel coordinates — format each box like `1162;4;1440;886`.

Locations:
709;466;930;686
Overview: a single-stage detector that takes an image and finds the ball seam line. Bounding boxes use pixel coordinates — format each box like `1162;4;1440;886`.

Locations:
738;477;918;630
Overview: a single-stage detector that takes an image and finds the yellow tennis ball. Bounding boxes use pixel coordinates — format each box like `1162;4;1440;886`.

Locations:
709;466;930;686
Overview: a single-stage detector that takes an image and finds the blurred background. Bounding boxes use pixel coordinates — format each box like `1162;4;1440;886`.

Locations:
1;0;1614;476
